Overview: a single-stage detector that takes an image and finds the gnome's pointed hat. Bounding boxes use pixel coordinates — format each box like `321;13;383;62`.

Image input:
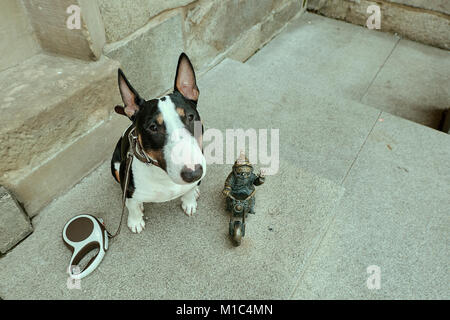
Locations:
233;150;253;169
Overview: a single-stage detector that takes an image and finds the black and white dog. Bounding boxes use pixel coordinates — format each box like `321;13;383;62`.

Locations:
111;53;206;233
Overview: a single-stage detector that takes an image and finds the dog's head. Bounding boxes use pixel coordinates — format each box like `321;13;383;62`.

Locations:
115;53;206;185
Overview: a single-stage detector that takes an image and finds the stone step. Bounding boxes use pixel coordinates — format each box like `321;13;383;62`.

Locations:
0;186;33;254
0;53;126;217
246;12;450;130
246;12;401;102
307;0;450;50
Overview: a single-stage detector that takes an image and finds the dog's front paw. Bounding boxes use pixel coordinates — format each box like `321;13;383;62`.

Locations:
181;198;197;217
127;216;146;233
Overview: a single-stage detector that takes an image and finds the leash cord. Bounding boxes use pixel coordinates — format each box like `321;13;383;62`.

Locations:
106;151;133;239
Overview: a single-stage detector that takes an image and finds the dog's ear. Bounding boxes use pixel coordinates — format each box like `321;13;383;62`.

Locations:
114;105;127;116
174;53;199;102
118;69;141;118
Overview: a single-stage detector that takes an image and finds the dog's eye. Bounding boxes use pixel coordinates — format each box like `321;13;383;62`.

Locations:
188;114;194;122
149;124;158;132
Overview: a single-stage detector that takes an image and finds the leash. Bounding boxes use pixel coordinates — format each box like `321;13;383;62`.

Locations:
107;149;133;239
106;126;159;239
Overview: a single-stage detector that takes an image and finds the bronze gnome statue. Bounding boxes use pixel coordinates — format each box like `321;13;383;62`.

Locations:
223;152;265;246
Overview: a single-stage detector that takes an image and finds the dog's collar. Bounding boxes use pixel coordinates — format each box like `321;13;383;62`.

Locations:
127;126;160;167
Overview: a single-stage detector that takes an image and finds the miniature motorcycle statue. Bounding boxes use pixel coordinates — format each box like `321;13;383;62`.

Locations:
223;151;265;246
226;189;256;246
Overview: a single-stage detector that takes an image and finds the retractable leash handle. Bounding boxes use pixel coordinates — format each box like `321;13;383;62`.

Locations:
62;214;109;280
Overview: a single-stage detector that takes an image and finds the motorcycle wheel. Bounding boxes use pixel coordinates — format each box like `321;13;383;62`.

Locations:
233;221;243;246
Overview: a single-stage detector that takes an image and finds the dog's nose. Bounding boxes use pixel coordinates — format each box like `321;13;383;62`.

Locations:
180;164;203;183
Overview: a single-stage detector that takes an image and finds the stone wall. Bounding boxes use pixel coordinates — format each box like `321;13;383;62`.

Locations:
388;0;449;15
101;0;305;99
0;0;41;72
14;0;304;98
23;0;106;61
98;0;196;43
184;0;301;69
307;0;450;50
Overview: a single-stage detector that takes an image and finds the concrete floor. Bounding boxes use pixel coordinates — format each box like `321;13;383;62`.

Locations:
0;13;449;299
